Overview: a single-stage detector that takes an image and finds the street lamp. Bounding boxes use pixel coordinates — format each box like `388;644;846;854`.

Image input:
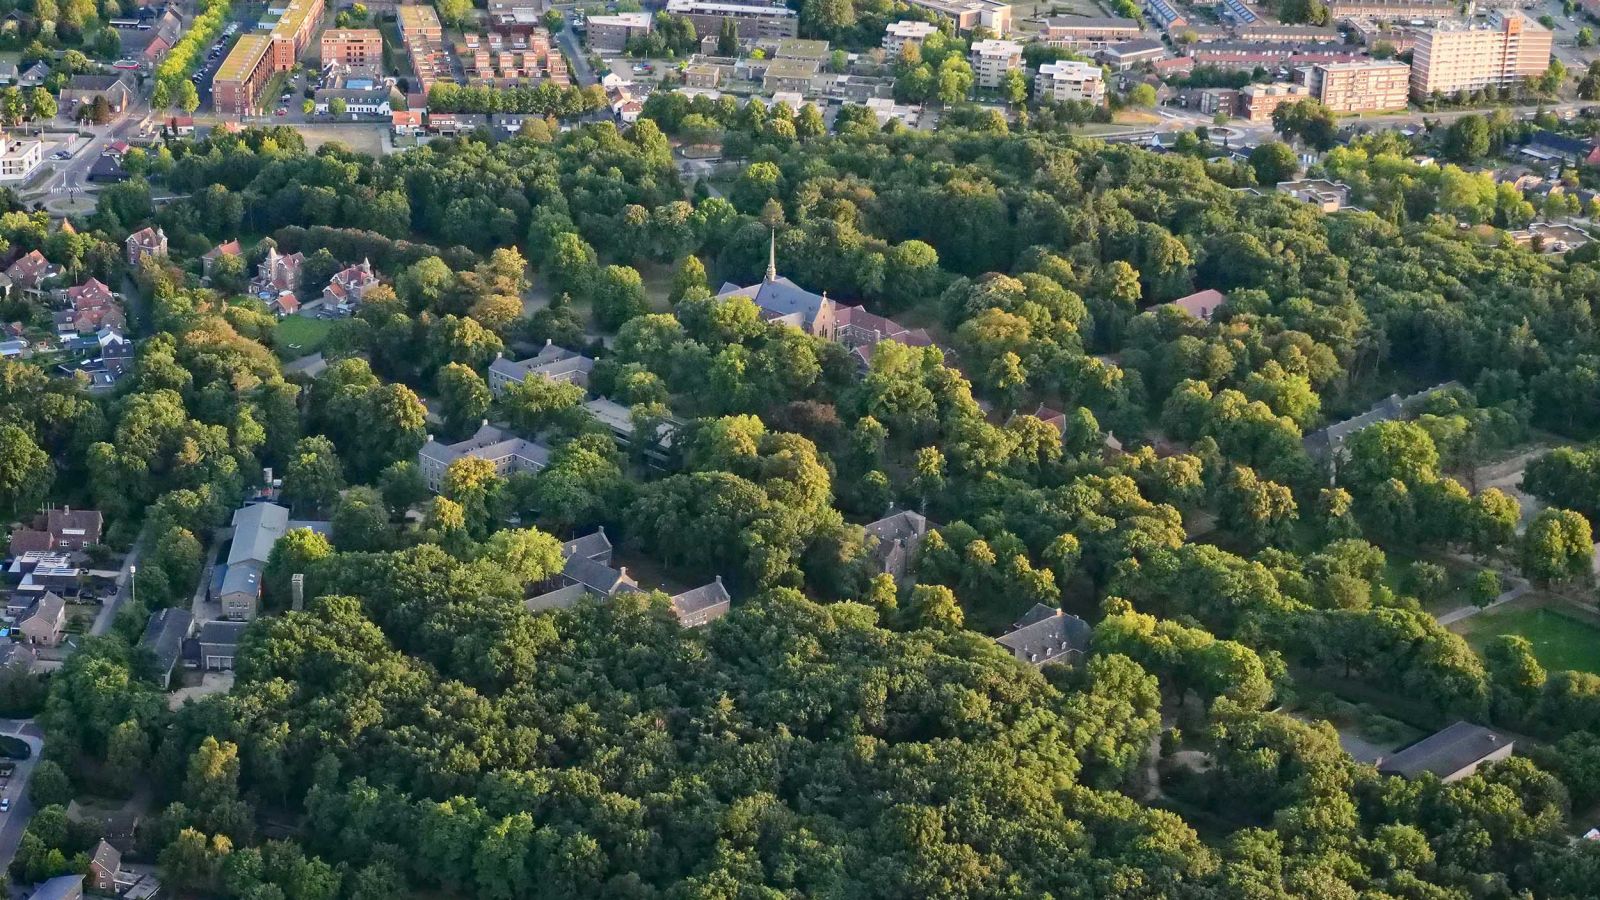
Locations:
128;564;135;607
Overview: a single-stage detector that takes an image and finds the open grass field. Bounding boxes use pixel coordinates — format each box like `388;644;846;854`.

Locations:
273;315;335;360
1459;605;1600;674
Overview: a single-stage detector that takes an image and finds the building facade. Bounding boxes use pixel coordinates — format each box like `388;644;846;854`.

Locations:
905;0;1011;34
1034;59;1105;103
968;38;1022;88
1040;15;1140;48
0;133;40;180
1410;11;1552;99
663;0;798;40
1298;60;1409;112
320;28;383;66
1239;81;1310;121
586;12;652;51
883;20;939;55
213;32;274;115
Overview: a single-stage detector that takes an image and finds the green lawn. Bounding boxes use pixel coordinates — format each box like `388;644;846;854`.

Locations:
273;315;334;360
1460;606;1600;675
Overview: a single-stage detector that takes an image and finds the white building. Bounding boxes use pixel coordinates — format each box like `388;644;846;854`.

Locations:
968;38;1023;89
0;134;42;181
1034;59;1105;104
883;20;939;55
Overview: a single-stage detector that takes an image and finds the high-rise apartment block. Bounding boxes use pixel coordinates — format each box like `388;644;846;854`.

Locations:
1410;11;1551;100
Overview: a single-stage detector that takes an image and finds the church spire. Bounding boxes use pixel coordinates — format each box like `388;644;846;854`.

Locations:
765;228;777;283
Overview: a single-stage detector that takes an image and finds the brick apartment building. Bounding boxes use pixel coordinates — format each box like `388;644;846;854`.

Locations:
1239;81;1309;122
321;28;383;66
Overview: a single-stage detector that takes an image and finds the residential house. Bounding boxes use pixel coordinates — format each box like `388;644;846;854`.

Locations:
201;239;242;275
320;259;379;307
1159;288;1225;322
670;576;731;627
139;607;194;690
251;246;304;295
995;603;1092;667
391;110;424;134
192;619;248;670
1277;178;1351;212
6;249;59;292
418;422;552;491
124;226;167;266
17;61;49;88
487;342;595;396
8;507;103;553
64;278;124;333
60;74;135;112
1378;721;1513;782
88;839;121;894
864;509;927;581
0;642;33;673
15;590;65;645
30;875;83;900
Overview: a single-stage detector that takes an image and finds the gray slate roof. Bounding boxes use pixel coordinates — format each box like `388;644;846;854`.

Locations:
996;604;1091;666
419;423;552;468
1379;721;1511;780
562;529;612;562
717;276;828;329
670;576;730;621
219;559;261;598
33;875;84;900
139;607;194;676
229;502;289;566
525;582;592;612
198;619;248;648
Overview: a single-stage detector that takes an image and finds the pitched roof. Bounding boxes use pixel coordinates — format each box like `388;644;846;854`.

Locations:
717;275;831;330
563;555;635;595
90;837;120;871
562;529;612;561
8;528;51;554
197;619;248;647
995;604;1091;665
1378;721;1512;779
418;423;552;469
203;239;242;261
1163;288;1225;321
228;502;290;566
46;507;102;542
66;74;130;92
32;875;84;900
865;509;927;545
67;278;114;308
19;590;64;629
139;607;194;675
126;226;164;250
525;581;591;612
670;576;730;621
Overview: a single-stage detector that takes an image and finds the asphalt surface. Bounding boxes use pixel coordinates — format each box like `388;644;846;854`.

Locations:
89;538;144;637
0;723;45;874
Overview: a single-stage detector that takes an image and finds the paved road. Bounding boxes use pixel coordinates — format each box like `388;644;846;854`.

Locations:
0;723;45;873
89;538;144;637
1436;576;1532;626
556;19;596;88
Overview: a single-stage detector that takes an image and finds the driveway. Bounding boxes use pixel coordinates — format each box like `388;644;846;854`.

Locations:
1436;576;1532;626
0;722;45;871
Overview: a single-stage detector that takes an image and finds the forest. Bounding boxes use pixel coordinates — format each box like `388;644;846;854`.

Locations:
2;100;1600;898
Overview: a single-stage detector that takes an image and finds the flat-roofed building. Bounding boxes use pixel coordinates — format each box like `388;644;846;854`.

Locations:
1097;38;1166;69
268;0;325;70
664;0;798;41
1239;80;1309;121
1411;11;1551;100
905;0;1011;34
1327;0;1456;17
968;38;1022;88
321;28;383;66
213;33;275;115
586;12;652;51
883;20;939;55
0;133;41;180
1040;15;1140;49
1034;59;1105;103
398;4;444;42
1298;60;1409;112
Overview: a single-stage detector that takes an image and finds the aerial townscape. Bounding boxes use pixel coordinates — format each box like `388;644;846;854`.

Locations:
3;0;1600;894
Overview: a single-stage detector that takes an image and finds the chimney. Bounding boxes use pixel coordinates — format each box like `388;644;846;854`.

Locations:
263;467;273;484
495;351;503;359
544;338;552;347
597;525;606;536
291;573;304;611
713;575;722;585
481;419;489;428
426;434;434;443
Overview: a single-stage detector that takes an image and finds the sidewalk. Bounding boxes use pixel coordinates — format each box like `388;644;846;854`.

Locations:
1436;576;1532;626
